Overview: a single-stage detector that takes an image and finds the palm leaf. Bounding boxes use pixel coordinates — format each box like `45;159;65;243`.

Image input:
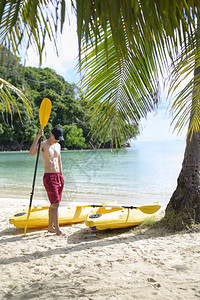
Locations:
0;0;67;61
168;31;200;137
0;77;32;123
77;1;199;62
79;26;159;145
78;1;200;140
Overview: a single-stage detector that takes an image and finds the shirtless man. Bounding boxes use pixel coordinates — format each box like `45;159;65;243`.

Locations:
30;127;65;236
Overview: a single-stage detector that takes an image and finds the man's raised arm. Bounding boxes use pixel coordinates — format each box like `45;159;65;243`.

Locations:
29;130;43;156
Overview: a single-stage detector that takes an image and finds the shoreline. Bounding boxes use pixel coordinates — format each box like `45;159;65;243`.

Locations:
0;147;129;153
0;197;200;299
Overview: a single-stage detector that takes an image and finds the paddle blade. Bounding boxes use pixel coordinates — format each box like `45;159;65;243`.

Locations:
39;98;52;130
24;207;31;236
82;203;161;214
138;204;161;214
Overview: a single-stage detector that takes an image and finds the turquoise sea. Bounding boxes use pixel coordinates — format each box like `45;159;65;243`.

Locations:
0;140;186;209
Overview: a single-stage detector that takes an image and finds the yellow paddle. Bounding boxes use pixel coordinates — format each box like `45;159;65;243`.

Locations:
24;98;52;236
78;204;161;214
39;98;52;130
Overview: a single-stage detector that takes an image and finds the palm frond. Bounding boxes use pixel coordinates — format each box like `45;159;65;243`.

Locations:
76;0;199;63
79;26;159;145
77;1;200;140
168;31;200;137
0;0;67;62
0;77;32;123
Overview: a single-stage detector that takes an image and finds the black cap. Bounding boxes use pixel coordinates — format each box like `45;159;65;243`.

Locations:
51;127;64;141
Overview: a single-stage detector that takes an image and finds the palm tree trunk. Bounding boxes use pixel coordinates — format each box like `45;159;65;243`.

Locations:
166;25;200;225
166;130;200;223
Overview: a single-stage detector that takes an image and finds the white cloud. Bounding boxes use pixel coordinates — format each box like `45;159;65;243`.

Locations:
25;5;78;83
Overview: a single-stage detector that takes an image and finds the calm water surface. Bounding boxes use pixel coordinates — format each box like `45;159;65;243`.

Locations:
0;140;186;208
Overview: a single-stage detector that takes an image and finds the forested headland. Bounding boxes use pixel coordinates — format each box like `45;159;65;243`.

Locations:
0;49;139;151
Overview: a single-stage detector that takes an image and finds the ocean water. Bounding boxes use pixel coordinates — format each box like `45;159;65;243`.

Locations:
0;140;186;209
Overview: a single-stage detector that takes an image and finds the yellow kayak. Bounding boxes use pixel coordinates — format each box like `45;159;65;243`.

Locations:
9;202;116;228
85;203;161;231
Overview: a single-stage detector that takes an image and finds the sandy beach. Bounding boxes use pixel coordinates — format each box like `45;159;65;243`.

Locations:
0;198;200;300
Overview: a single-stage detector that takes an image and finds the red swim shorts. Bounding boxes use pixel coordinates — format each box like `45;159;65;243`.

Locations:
43;173;64;205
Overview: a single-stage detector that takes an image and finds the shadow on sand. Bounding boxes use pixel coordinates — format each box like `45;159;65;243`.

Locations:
0;222;176;267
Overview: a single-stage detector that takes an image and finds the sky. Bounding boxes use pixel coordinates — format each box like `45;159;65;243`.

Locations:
26;3;79;84
25;7;187;143
136;100;187;142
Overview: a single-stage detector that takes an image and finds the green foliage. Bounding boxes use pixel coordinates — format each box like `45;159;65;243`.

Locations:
137;218;159;230
2;1;200;140
154;210;196;232
0;49;139;150
0;49;32;123
63;124;86;149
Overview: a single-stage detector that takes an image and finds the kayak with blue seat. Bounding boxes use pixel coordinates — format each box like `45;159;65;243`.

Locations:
85;203;161;231
9;202;116;229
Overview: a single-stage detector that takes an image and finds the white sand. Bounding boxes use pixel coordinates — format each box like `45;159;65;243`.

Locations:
0;197;200;299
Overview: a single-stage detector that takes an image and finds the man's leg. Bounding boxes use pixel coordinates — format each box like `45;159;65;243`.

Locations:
48;204;55;232
48;203;65;235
